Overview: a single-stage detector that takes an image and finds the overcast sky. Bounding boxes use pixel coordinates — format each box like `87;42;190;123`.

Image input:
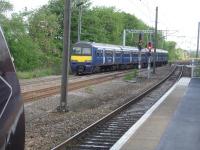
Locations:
8;0;200;50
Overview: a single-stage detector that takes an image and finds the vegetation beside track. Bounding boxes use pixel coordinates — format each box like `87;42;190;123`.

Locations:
17;68;60;79
0;0;189;78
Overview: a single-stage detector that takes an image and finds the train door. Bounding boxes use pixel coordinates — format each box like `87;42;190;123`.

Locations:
130;52;132;63
133;52;138;64
95;48;103;65
103;49;105;64
123;51;130;64
113;50;115;64
115;51;122;64
105;50;113;64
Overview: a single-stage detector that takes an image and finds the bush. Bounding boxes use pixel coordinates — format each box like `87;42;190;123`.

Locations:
10;36;44;71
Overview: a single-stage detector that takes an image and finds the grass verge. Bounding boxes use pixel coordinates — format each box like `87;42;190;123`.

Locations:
123;69;138;81
17;68;59;79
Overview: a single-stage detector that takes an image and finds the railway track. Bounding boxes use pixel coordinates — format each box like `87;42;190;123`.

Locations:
22;70;131;102
51;66;182;150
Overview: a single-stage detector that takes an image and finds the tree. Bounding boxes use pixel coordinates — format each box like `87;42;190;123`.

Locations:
0;0;13;13
29;7;60;54
3;13;43;71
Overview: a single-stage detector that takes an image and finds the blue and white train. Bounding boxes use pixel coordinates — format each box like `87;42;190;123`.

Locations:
70;42;168;75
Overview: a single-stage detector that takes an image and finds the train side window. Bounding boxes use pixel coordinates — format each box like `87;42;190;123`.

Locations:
123;51;130;57
96;50;102;56
0;76;12;116
133;53;137;57
116;52;122;57
105;51;113;57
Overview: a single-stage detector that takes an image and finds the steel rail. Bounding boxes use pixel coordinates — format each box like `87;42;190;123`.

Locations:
52;66;181;150
22;70;132;102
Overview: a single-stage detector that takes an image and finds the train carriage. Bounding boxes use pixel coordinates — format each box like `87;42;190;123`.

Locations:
71;42;168;75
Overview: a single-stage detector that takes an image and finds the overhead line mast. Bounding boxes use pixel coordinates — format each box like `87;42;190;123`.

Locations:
58;0;72;112
77;0;84;42
153;6;158;74
196;22;200;58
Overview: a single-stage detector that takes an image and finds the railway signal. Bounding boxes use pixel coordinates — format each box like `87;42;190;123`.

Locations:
147;42;152;79
147;42;153;52
138;33;143;70
138;32;143;51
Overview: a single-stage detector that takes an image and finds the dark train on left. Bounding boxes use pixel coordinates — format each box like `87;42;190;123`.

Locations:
0;27;25;150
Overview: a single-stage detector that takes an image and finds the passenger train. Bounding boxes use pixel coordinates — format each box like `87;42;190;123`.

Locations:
0;28;25;149
70;42;168;75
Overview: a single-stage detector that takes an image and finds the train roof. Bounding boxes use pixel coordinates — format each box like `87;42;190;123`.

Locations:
149;48;168;53
75;41;168;53
121;46;146;52
91;42;122;51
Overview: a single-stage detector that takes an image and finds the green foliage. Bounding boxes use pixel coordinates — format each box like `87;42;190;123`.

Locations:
17;68;54;79
0;0;186;77
163;41;189;61
29;7;61;54
79;7;150;46
1;13;44;71
0;0;13;13
124;69;138;81
163;41;176;61
85;86;94;94
9;36;43;71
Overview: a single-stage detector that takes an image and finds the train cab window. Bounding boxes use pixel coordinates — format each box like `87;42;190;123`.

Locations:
0;76;12;115
72;47;81;55
82;48;92;56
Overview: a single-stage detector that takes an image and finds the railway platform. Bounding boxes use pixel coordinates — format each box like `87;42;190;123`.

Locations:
111;77;200;150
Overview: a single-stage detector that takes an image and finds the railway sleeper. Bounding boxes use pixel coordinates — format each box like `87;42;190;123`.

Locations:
100;125;132;131
97;130;124;136
84;138;117;143
78;144;111;149
85;135;120;140
67;145;109;150
95;130;125;136
105;122;133;127
125;111;146;116
95;132;122;136
81;141;113;146
114;116;138;122
110;119;137;126
99;127;127;132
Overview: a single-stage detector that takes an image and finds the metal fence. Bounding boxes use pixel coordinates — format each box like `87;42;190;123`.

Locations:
192;59;200;78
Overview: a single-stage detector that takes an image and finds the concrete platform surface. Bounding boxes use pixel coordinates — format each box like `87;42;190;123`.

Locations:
111;77;192;150
156;78;200;150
